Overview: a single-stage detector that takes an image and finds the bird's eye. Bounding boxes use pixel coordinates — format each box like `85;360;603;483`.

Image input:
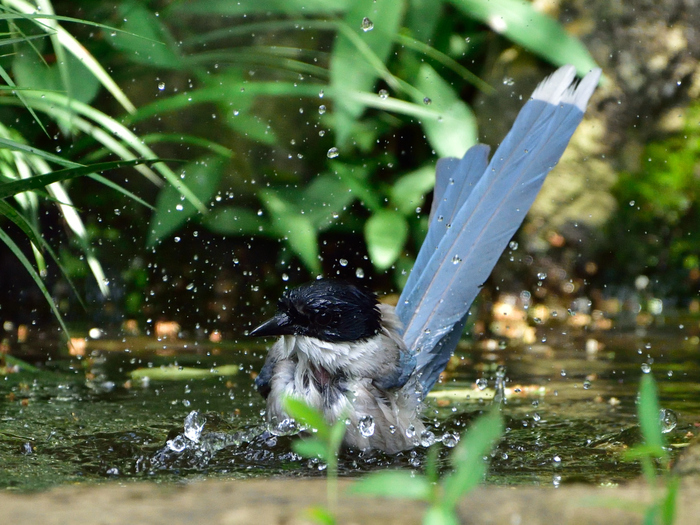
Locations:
315;310;336;327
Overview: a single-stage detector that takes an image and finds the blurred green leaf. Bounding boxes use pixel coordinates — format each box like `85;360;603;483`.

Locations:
331;162;380;212
365;209;408;270
301;174;356;231
12;50;100;105
148;157;225;246
110;1;183;69
305;506;337;525
167;0;350;16
351;471;431;499
201;206;268;236
284;396;331;440
129;364;239;380
261;189;321;274
391;164;436;216
414;63;477;157
449;0;598;77
331;0;406;145
423;506;460;525
442;408;503;507
638;374;666;454
292;439;329;461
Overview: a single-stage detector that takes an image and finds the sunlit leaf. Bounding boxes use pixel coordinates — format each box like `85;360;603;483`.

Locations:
129;364;239;380
442;408;503;507
351;471;431;499
423;506;460;525
414;63;477;158
147;157;225;246
448;0;598;77
0;159;160;200
391;164;436;216
365;209;408;270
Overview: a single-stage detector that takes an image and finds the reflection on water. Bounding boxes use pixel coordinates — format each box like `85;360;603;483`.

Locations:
0;329;698;491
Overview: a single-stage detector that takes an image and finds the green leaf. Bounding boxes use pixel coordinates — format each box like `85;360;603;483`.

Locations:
201;206;268;236
292;439;329;461
331;162;380;212
365;209;409;270
305;506;337;525
391;164;436;216
0;159;160;200
147;157;225;246
330;0;406;145
423;506;460;525
283;396;331;440
441;408;503;507
638;374;666;453
448;0;599;77
167;0;350;16
414;63;477;158
110;1;183;69
302;174;357;231
4;354;40;373
260;190;321;274
351;471;431;500
129;364;239;381
12;50;101;105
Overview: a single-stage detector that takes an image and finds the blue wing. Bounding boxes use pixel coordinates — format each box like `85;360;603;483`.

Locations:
397;65;601;394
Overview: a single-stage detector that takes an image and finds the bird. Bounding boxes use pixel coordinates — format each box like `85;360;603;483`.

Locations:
250;65;602;453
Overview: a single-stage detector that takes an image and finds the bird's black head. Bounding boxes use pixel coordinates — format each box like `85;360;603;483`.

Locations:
249;279;382;342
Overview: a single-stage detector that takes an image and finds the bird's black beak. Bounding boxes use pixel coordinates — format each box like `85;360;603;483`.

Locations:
249;313;296;338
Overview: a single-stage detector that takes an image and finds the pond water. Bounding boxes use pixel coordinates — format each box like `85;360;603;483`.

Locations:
1;326;698;491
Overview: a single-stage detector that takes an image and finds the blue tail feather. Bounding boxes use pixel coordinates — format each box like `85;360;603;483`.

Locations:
397;66;602;394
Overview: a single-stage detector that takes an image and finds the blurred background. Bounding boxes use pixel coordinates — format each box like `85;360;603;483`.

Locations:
0;0;698;347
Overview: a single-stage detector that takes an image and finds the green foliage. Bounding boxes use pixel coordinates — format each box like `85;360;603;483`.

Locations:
283;396;347;524
621;375;679;525
352;408;504;525
605;102;700;298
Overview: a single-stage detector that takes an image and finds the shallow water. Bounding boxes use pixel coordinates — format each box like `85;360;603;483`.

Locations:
1;327;697;491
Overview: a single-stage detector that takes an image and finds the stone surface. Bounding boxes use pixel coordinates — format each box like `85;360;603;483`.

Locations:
2;477;699;525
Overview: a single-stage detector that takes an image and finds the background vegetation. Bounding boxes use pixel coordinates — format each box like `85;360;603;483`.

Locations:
0;0;696;338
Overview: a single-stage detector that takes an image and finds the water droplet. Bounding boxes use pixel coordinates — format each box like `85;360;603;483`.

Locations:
659;409;677;433
509;241;518;250
423;97;431;105
476;378;488;390
583;380;592;390
318;105;326;115
405;425;416;438
175;204;184;211
361;17;374;32
452;255;462;264
442;432;459;447
503;77;515;86
318;130;325;137
378;89;389;99
233;109;240;116
183;410;206;443
339;258;348;267
641;363;651;373
327;147;339;158
537;272;547;280
157;82;165;91
358;415;375;437
552;455;562;464
355;267;365;278
319;90;324;98
533;412;541;422
420;430;436;447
